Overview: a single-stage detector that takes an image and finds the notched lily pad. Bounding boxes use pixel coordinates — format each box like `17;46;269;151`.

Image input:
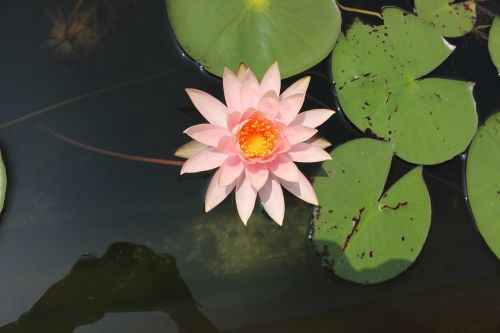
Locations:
166;0;341;79
489;17;500;74
466;112;500;260
332;7;478;165
313;139;431;284
415;0;476;37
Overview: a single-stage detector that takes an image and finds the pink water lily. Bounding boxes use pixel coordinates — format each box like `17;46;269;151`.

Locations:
179;63;335;225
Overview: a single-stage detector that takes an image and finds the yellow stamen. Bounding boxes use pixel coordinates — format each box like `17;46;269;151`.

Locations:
238;116;280;159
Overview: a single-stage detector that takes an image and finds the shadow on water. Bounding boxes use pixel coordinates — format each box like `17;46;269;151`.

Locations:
0;242;217;333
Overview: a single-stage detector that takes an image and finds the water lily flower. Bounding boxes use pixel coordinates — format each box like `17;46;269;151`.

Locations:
178;63;335;225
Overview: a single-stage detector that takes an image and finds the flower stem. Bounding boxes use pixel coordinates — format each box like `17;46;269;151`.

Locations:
0;65;187;130
336;1;383;19
38;125;184;167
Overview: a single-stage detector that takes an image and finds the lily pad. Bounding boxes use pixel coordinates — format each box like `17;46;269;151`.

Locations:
0;151;5;213
313;139;431;284
415;0;476;37
166;0;341;79
332;7;478;165
489;17;500;74
466;112;500;259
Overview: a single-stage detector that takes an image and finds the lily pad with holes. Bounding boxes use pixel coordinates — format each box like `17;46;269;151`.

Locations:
166;0;341;79
466;112;500;260
415;0;476;37
332;7;477;165
313;138;431;284
489;17;500;74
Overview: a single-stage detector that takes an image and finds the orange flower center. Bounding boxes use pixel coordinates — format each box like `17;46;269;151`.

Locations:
238;116;280;159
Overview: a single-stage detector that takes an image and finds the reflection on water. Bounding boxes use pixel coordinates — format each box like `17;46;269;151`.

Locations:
0;243;217;333
164;203;312;275
227;273;500;333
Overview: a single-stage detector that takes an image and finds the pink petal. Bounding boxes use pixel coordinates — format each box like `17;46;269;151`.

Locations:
219;156;244;187
280;76;311;100
236;175;257;225
245;163;269;191
238;107;259;125
218;136;239;155
259;176;285;226
227;111;242;132
223;68;242;112
180;147;228;174
257;91;279;118
205;168;237;212
290;109;335;128
268;155;300;182
240;69;261;112
288;143;331;163
279;93;306;125
280;170;318;205
184;124;229;147
175;140;209;159
185;88;227;127
282;125;318;145
260;62;281;96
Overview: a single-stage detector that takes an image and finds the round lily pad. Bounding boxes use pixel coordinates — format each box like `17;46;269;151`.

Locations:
313;138;431;284
489;17;500;74
466;112;500;260
166;0;341;79
415;0;476;37
332;7;478;165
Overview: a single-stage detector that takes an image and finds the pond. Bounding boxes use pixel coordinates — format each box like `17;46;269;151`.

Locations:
0;0;499;332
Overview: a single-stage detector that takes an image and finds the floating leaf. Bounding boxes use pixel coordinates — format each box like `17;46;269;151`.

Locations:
489;17;500;74
166;0;341;79
332;7;478;165
0;151;5;213
466;112;500;260
415;0;476;37
313;139;431;284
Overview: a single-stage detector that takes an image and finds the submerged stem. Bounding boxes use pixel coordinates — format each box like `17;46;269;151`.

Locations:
336;1;383;19
0;65;187;130
39;125;184;167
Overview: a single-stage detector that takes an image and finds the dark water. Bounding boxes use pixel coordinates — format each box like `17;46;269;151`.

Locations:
0;0;499;332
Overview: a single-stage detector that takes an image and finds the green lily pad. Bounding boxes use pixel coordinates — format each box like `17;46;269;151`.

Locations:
332;7;478;165
415;0;476;37
489;17;500;74
313;138;431;284
166;0;341;79
466;112;500;260
0;151;5;213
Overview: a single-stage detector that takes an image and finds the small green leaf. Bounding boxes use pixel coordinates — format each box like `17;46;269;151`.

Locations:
313;138;431;284
466;112;500;260
332;7;478;165
166;0;341;79
489;17;500;74
0;151;5;213
415;0;476;37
